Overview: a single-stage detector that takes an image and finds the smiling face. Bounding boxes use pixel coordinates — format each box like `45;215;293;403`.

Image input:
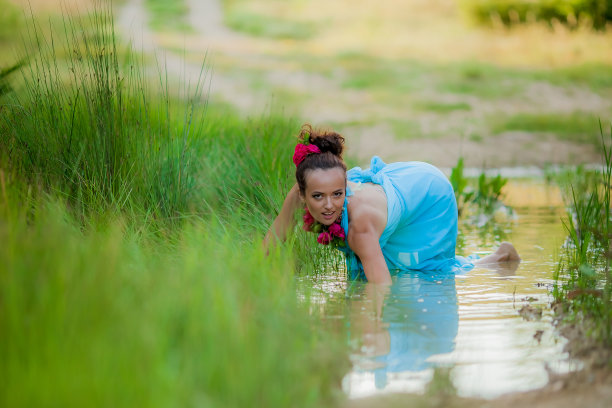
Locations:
302;167;346;226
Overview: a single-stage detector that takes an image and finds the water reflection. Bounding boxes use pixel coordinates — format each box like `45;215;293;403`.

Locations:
309;181;579;398
345;271;459;393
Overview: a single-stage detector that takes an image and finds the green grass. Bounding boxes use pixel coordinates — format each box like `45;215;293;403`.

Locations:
204;48;612;149
0;196;348;408
225;10;317;40
0;0;29;72
145;0;192;33
390;118;423;140
553;124;612;354
338;61;423;93
489;112;607;146
1;7;197;221
0;4;350;406
329;56;522;99
321;54;612;99
412;100;472;113
534;63;612;91
0;0;22;43
432;62;528;98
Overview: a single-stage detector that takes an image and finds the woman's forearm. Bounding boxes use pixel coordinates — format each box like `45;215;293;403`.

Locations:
348;223;391;285
263;184;301;251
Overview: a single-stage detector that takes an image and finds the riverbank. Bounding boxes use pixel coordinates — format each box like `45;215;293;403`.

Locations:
346;368;612;408
2;1;611;406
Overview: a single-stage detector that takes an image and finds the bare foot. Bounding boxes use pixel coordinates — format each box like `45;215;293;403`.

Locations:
497;242;521;262
475;242;521;265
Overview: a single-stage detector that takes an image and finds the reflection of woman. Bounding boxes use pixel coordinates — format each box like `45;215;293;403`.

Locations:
264;124;520;284
348;272;459;390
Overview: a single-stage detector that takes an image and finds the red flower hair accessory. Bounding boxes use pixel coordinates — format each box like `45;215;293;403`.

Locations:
293;143;321;167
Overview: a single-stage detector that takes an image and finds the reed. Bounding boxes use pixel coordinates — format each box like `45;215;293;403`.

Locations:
0;1;207;223
450;157;510;218
554;122;612;349
0;3;349;406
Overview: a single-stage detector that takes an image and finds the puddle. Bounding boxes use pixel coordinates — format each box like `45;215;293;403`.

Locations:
298;179;582;399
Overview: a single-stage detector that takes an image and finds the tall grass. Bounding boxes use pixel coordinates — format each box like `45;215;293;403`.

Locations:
0;195;347;407
0;3;349;406
0;2;305;230
553;122;612;350
1;2;204;221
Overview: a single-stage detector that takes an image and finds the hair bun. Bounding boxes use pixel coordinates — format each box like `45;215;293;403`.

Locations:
295;124;347;194
298;124;344;158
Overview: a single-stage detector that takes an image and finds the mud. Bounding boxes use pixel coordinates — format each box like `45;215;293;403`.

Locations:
345;364;612;408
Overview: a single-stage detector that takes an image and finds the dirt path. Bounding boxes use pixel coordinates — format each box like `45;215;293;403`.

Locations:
115;0;609;168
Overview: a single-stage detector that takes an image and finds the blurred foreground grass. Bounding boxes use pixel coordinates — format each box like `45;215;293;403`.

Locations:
0;2;348;406
0;193;350;407
0;198;346;407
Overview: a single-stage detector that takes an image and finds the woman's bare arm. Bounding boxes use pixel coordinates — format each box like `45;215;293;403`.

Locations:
348;214;392;285
263;183;302;252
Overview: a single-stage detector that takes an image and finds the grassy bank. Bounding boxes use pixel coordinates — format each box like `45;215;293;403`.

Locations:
1;0;300;227
0;3;348;406
553;124;612;361
0;197;347;407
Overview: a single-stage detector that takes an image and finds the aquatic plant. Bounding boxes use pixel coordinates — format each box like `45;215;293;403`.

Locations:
450;157;474;216
450;156;509;217
554;122;612;352
474;171;508;213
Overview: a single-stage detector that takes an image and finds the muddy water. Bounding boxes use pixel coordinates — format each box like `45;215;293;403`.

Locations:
300;180;581;399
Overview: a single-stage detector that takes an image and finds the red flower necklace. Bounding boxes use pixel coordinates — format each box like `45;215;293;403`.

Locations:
302;207;346;247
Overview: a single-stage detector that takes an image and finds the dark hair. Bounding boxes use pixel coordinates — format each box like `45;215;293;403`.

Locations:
295;124;347;195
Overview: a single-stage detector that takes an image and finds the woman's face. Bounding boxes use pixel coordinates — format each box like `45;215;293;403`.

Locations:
302;167;346;226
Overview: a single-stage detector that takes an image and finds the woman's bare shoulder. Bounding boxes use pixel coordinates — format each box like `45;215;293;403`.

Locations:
347;184;387;234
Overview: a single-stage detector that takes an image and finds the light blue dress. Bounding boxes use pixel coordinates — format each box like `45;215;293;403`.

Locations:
338;156;477;280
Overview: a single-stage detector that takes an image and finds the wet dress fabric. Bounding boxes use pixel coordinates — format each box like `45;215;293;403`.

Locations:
337;156;477;280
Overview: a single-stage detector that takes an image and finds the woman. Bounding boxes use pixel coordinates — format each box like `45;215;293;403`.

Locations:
264;125;520;284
